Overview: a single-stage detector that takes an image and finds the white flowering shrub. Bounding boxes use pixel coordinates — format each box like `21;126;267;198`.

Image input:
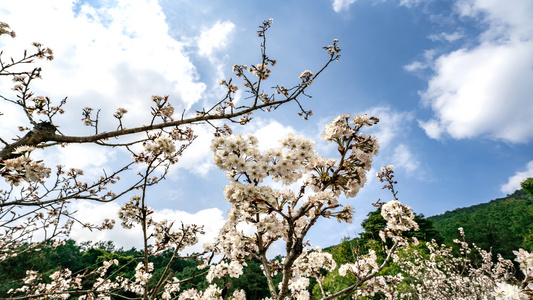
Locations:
392;228;532;299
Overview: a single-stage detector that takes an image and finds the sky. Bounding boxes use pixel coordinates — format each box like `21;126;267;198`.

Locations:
1;0;532;254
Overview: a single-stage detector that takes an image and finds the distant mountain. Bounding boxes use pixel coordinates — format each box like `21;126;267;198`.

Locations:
428;189;533;259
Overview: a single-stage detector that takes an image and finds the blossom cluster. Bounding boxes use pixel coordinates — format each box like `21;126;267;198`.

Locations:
177;286;246;300
252;63;272;80
513;248;533;295
514;248;533;278
323;39;341;56
493;282;526;300
1;146;51;185
393;229;526;299
336;247;406;299
321;114;378;142
293;247;337;279
298;70;314;86
354;274;404;299
206;260;245;283
0;22;16;37
208;226;259;261
8;258;190;300
151;95;175;120
9;268;83;299
308;114;379;197
118;196;147;229
144;134;176;156
339;249;378;278
211;133;316;185
380;199;419;234
134;128;194;165
287;277;310;296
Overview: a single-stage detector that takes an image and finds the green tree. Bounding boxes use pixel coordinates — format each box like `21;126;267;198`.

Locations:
0;240;85;297
226;259;276;300
361;208;443;243
522;177;533;196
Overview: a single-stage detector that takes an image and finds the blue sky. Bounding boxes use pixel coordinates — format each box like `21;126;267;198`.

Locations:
1;0;532;252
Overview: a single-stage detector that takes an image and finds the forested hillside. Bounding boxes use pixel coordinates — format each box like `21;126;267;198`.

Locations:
428;189;533;259
0;240;275;299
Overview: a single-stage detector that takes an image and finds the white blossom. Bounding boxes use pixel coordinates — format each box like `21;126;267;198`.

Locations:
144;134;176;155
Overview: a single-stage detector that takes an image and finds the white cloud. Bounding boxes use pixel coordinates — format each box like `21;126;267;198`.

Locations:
33;143;117;179
0;104;25;139
332;0;357;13
455;0;533;42
428;32;464;43
419;41;533;142
247;119;296;151
197;21;235;57
69;200;226;254
399;0;424;8
417;119;442;140
0;0;206;131
365;106;414;149
174;124;215;177
195;20;236;103
403;60;426;73
404;49;437;73
418;0;533;143
500;161;533;194
391;144;420;174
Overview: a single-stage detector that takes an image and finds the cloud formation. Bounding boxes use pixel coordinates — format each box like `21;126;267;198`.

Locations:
332;0;357;13
428;32;463;43
198;21;235;57
0;0;206;127
392;144;420;174
404;49;437;73
366;106;414;149
500;161;533;194
419;41;533;142
416;0;533;143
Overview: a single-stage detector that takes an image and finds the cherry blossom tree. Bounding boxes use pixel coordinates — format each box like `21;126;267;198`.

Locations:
0;19;336;260
1;19;532;300
1;17;420;299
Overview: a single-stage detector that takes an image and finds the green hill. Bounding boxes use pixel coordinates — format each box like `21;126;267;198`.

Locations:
428;189;533;259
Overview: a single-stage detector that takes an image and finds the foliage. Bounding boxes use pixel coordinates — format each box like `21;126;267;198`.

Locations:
522;177;533;197
429;189;533;258
0;239;285;299
0;240;206;298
